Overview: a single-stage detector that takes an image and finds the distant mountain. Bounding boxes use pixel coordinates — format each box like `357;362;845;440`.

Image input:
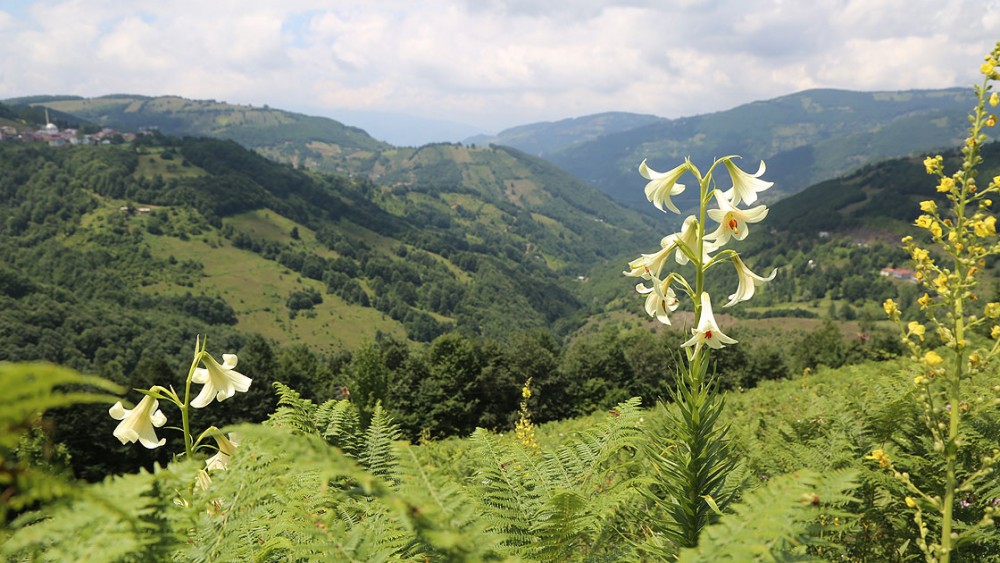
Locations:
14;89;982;230
543;88;976;212
466;111;663;155
4;94;389;173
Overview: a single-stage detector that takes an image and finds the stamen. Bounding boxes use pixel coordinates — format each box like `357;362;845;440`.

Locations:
705;330;713;340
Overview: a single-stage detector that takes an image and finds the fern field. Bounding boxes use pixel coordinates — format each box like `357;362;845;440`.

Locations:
6;356;999;561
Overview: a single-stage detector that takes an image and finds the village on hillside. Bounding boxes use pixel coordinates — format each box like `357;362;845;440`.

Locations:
0;109;137;146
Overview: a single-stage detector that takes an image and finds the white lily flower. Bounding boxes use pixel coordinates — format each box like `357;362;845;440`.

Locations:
624;234;679;279
190;353;252;408
636;276;680;325
722;158;773;206
707;191;768;245
109;394;167;449
724;255;777;307
639;159;688;214
681;292;737;356
205;432;240;471
675;215;719;265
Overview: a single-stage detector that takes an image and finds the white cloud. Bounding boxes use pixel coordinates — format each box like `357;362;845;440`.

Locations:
1;0;998;140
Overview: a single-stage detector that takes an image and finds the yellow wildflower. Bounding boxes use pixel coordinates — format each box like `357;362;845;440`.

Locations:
924;155;943;175
866;449;891;468
924;350;944;367
906;496;917;509
985;302;1000;318
914;375;925;385
908;321;926;340
919;200;937;213
933;274;949;293
991;92;999;107
915;215;933;229
992;325;1000;339
911;247;930;263
937;177;955;193
918;293;932;309
989;115;998;128
883;298;899;318
970;352;982;368
974;216;997;237
929;222;943;238
983;61;996;75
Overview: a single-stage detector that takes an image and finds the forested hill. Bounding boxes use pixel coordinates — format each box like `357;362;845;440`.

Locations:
0;133;658;363
767;141;1000;235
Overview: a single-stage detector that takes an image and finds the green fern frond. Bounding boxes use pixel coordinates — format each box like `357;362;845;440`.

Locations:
359;403;401;482
677;469;859;561
467;427;541;553
266;382;319;435
543;397;644;490
1;362;124;449
316;398;362;457
4;460;200;562
393;440;508;560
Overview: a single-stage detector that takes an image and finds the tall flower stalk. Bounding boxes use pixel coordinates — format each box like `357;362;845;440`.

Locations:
627;155;775;551
109;336;251;476
881;41;1000;562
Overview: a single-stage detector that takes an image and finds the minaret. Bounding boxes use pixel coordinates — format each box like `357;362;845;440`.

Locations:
43;108;57;134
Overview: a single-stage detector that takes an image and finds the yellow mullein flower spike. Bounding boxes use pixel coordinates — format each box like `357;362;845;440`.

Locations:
920;200;937;213
908;321;926;340
991;92;999;107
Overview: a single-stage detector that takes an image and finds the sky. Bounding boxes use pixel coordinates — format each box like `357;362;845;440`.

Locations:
2;0;999;146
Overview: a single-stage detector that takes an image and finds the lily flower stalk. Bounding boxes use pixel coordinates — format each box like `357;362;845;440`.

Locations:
625;153;775;549
108;336;253;470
